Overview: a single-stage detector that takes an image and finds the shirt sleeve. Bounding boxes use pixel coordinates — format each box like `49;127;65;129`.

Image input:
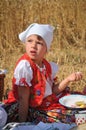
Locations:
13;60;33;87
49;62;59;80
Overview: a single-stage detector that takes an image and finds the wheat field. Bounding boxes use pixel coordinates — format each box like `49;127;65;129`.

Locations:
0;0;86;96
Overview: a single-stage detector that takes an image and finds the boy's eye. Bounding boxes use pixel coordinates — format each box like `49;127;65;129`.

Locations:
37;42;43;45
27;39;32;42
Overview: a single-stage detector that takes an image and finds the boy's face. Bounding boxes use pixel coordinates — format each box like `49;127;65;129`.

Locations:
25;34;47;65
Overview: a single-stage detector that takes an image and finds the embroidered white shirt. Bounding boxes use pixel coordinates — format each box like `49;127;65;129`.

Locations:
14;60;58;98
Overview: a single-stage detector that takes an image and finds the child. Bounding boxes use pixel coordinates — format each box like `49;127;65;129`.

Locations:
3;23;82;124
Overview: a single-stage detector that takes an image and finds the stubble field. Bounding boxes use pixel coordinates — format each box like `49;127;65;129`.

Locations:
0;0;86;96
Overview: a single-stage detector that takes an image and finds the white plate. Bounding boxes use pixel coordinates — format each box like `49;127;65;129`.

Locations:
59;94;86;109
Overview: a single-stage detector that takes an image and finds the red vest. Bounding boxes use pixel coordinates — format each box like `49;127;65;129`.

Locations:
4;53;53;107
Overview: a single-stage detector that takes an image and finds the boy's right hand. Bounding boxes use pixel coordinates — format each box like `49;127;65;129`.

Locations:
67;72;83;82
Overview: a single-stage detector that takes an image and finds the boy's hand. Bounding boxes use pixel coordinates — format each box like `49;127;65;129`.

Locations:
67;72;83;82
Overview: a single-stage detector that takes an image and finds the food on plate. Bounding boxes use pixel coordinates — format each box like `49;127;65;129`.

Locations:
75;101;86;108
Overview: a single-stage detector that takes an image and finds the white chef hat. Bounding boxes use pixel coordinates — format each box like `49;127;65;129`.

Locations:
0;107;7;127
19;23;54;51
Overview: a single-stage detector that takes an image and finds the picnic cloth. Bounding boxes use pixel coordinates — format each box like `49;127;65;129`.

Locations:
0;107;7;128
2;121;76;130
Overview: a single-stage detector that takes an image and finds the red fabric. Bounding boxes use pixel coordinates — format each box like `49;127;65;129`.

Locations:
4;53;52;108
4;91;16;104
37;92;70;111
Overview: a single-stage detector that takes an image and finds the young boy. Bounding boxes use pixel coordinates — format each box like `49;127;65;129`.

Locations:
2;23;83;124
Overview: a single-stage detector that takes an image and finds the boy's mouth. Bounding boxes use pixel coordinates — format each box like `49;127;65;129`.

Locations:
30;50;37;55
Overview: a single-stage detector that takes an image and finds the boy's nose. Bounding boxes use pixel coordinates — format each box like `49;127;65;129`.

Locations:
31;42;37;48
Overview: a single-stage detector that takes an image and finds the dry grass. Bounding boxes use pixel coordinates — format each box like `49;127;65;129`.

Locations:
0;0;86;95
